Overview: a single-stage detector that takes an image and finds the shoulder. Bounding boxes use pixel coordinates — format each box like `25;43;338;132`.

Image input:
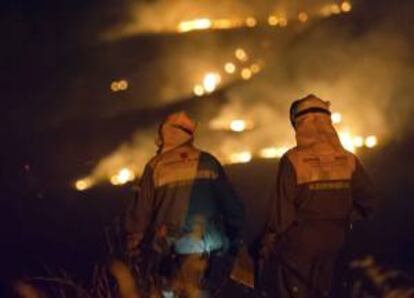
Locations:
199;151;223;169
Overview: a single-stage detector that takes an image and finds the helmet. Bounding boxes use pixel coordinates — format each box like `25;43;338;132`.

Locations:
289;94;331;128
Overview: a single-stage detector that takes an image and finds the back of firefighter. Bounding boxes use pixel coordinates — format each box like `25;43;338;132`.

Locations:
126;112;245;298
261;95;377;297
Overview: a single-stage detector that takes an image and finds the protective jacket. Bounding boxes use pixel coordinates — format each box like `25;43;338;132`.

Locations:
126;115;244;255
266;96;377;297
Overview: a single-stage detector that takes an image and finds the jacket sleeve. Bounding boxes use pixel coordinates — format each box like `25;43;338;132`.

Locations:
266;155;298;237
125;163;156;240
351;158;377;219
213;161;245;241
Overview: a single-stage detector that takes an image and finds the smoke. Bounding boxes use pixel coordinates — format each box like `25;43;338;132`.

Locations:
102;0;332;40
81;0;414;187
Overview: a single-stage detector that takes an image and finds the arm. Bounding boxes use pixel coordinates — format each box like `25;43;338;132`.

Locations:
125;164;155;251
266;155;298;238
351;158;377;220
261;156;297;259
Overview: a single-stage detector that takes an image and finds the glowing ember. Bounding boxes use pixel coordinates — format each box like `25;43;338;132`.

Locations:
365;136;378;148
241;68;252;80
245;17;257;28
298;12;309;23
353;136;364;148
110;81;119;92
229;151;252;164
203;73;221;93
339;131;356;153
250;63;261;73
110;168;135;186
330;4;341;14
193;84;205;97
75;178;93;191
178;18;212;32
214;18;234;29
259;147;289;159
111;80;128;92
268;15;279;26
341;1;352;13
230;120;247;132
224;62;236;74
235;48;248;62
331;112;342;124
279;17;288;27
118;80;128;91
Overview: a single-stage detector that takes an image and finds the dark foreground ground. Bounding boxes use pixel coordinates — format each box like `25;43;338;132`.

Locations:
1;137;414;296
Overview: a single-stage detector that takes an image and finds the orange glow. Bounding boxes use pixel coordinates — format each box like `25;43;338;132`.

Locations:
298;12;309;23
241;68;252;80
268;15;279;26
203;73;221;93
110;168;135;186
229;151;252;164
245;17;257;28
235;48;248;62
193;84;205;97
259;147;289;159
331;112;342;124
341;1;352;13
230;120;247;132
365;136;378;148
178;18;212;32
250;63;261;74
279;17;288;27
330;4;341;14
75;178;93;191
224;62;236;74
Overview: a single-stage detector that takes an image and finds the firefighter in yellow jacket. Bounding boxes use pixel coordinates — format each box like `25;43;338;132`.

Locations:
261;95;377;297
126;112;245;298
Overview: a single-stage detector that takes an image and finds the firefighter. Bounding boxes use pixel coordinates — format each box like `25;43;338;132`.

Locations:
260;95;377;297
125;111;245;298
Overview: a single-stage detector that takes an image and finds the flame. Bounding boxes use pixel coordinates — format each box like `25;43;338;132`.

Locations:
259;147;290;159
193;84;205;97
110;168;135;186
230;120;247;132
245;17;257;28
298;12;309;23
365;135;378;148
203;72;221;93
229;151;252;164
178;18;212;33
241;68;252;80
224;62;236;74
75;178;93;191
235;48;248;62
341;1;352;13
268;15;279;26
110;80;128;92
331;112;342;124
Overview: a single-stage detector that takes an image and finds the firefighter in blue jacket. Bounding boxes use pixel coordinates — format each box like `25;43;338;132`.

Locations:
261;95;377;297
126;111;245;298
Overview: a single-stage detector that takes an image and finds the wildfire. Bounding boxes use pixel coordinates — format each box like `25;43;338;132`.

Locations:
110;168;135;186
259;147;290;159
110;80;128;92
75;178;93;191
229;120;247;132
229;151;252;164
331;112;342;124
